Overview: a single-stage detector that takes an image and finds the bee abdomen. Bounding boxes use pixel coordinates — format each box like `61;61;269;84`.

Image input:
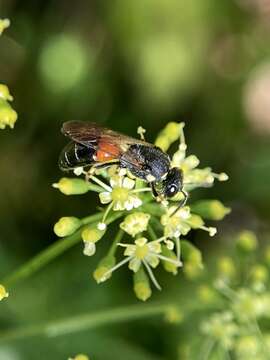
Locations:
59;142;95;170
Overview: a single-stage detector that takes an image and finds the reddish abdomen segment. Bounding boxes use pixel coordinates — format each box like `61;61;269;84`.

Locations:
96;142;121;162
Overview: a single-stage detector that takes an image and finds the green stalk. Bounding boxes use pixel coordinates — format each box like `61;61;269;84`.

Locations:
148;224;158;241
1;211;123;288
108;229;124;256
0;303;171;343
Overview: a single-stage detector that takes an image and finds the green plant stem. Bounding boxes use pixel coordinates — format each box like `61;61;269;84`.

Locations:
148;224;158;241
108;229;124;256
0;303;171;343
86;183;104;193
1;211;123;289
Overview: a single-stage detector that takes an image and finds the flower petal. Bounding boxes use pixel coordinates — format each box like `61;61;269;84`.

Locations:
146;254;160;268
110;175;122;188
113;201;125;211
124;245;136;256
99;191;112;204
129;258;141;272
123;177;135;190
148;241;161;254
135;237;148;246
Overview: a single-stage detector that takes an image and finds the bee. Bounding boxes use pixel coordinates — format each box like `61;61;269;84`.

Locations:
59;121;187;206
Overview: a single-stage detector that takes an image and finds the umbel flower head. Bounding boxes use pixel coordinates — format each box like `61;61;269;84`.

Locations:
99;236;182;290
53;121;229;300
177;230;270;359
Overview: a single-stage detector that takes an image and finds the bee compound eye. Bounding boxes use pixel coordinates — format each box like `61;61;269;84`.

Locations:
167;184;178;197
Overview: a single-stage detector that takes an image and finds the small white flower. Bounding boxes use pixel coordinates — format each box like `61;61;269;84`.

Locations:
201;311;238;350
120;212;151;237
123;237;161;272
161;206;217;239
99;174;142;211
161;206;192;238
101;237;182;290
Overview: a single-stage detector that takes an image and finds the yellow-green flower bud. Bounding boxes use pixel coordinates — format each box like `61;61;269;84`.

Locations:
81;226;105;243
120;212;150;237
181;241;202;265
53;177;91;195
93;254;116;283
82;226;105;256
0;98;17;129
164;306;183;324
53;216;81;237
155;122;183;151
0;284;9;301
69;355;89;360
0;19;10;35
154;136;170;152
186;214;204;229
197;285;217;304
161;245;178;275
191;200;231;220
250;264;268;285
182;240;203;279
133;267;152;301
217;257;236;281
0;84;13;101
236;230;258;253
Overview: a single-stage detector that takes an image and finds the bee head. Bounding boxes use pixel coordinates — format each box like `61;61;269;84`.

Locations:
162;167;183;198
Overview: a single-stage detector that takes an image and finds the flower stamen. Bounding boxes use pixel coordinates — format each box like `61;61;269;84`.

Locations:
143;260;161;290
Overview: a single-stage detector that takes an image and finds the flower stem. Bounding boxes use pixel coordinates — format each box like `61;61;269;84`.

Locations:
148;224;158;241
0;303;171;343
108;229;124;256
1;212;123;289
89;175;111;192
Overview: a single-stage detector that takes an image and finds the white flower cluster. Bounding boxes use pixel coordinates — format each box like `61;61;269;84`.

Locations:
53;122;229;300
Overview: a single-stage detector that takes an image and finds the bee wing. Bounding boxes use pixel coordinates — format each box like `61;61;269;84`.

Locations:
61;121;153;151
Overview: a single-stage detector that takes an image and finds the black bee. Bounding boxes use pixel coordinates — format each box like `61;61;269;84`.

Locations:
59;121;187;204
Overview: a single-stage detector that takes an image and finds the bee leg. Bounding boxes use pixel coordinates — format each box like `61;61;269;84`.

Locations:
150;182;159;198
169;190;189;217
150;183;168;207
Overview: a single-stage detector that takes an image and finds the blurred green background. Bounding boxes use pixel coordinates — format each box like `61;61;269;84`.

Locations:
1;0;270;359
